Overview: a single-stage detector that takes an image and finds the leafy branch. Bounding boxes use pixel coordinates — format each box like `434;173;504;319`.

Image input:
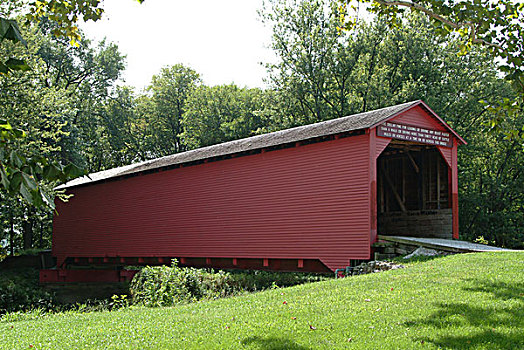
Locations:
340;0;524;140
0;17;30;74
1;120;84;209
0;16;85;208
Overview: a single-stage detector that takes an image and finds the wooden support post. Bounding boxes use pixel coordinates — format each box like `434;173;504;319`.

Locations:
385;161;390;213
180;257;186;264
379;158;385;214
419;151;425;210
206;258;211;265
381;169;407;212
428;153;432;204
298;259;304;268
369;128;378;245
437;157;441;209
232;258;237;266
448;165;452;208
451;139;459;239
402;157;406;204
263;258;269;267
406;151;420;173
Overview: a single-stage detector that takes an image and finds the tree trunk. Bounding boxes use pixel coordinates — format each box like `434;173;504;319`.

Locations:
40;220;45;248
9;213;15;256
22;207;35;250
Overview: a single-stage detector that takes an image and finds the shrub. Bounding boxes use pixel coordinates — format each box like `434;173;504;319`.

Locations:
109;294;129;310
199;270;239;299
130;260;330;307
0;268;55;314
130;261;216;306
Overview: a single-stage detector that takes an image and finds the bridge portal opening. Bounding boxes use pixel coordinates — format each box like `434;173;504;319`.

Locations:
377;142;452;239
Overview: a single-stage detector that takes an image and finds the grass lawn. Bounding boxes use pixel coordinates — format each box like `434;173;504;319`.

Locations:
1;252;523;349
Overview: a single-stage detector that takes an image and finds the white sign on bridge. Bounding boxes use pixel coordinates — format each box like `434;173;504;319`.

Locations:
377;122;452;148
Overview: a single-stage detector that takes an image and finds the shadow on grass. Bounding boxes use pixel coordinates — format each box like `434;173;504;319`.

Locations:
241;336;311;350
404;278;524;349
462;278;524;301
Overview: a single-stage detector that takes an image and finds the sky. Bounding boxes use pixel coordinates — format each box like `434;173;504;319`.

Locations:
80;0;276;91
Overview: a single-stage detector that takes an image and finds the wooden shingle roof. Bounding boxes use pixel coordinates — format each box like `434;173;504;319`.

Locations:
58;100;447;189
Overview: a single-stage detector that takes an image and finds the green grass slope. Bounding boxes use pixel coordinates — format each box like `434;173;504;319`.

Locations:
1;252;523;349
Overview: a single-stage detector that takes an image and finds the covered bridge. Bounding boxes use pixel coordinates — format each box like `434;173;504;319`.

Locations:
41;100;465;282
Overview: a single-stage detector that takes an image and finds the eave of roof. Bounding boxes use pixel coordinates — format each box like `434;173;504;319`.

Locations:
57;100;461;190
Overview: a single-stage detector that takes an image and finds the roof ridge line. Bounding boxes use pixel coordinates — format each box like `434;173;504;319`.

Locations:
55;100;436;190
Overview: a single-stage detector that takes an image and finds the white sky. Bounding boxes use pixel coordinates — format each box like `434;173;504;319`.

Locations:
81;0;275;91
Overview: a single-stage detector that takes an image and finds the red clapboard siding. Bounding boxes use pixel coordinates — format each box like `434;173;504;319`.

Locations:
391;105;447;131
53;134;371;271
375;134;391;158
438;146;452;168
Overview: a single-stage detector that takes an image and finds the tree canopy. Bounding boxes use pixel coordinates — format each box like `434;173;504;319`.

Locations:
0;0;130;208
0;9;125;250
340;0;524;139
1;0;522;254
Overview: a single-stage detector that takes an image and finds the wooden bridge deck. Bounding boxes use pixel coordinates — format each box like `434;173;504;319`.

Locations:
377;235;509;253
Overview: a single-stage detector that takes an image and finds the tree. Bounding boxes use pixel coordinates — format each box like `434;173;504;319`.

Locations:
146;65;201;157
34;21;126;172
99;86;153;167
181;84;269;149
0;0;124;75
459;112;524;248
340;0;524;137
0;17;124;252
7;0;144;44
263;1;495;122
0;19;83;209
0;0;134;210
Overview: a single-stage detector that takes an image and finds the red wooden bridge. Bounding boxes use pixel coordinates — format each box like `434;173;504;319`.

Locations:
41;100;466;283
